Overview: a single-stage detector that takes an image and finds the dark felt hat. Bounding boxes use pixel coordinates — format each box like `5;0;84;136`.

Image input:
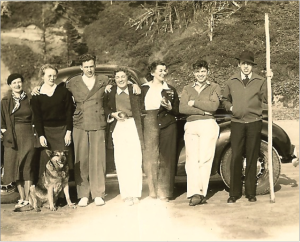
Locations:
7;73;24;85
235;50;257;65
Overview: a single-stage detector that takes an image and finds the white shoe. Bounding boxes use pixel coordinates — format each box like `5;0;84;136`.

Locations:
124;197;133;206
15;200;29;208
94;197;105;206
78;197;89;207
132;197;140;204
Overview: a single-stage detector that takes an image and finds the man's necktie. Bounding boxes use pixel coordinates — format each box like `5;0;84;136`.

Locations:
243;75;249;86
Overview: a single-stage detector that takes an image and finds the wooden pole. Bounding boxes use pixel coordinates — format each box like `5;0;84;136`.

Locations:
265;13;275;203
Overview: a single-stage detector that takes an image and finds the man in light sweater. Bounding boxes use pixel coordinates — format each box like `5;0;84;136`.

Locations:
179;60;221;206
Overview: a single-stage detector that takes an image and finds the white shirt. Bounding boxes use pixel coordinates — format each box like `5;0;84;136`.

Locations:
143;81;170;110
241;72;252;80
40;84;57;97
82;74;95;91
117;87;129;95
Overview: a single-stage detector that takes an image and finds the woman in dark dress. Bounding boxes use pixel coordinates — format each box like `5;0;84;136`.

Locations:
1;73;36;209
140;61;180;202
31;64;74;178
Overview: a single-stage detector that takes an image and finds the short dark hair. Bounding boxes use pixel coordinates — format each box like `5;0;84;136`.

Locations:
39;64;58;78
148;60;167;74
192;60;209;71
114;67;131;80
78;54;96;65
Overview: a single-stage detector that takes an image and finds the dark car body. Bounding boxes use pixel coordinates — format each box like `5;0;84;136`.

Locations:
1;65;298;203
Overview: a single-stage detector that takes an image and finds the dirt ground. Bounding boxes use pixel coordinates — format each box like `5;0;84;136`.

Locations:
1;120;299;241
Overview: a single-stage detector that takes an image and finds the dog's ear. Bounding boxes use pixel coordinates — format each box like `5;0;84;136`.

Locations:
45;149;53;157
63;150;69;156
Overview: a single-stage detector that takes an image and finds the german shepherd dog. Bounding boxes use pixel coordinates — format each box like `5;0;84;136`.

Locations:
17;150;76;212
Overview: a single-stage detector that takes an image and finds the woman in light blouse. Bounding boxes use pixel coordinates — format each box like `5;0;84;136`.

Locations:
140;61;179;202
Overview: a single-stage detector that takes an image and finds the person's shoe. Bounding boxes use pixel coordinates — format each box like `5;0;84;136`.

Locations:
124;197;134;206
199;195;207;204
15;200;29;208
132;197;140;204
189;194;201;206
248;196;257;202
15;199;24;208
94;197;105;206
227;196;238;203
78;197;89;207
159;197;169;202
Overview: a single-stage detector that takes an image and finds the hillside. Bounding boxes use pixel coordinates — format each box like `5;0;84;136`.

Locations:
1;1;299;110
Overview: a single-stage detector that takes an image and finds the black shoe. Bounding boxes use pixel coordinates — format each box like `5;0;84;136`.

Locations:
189;194;201;206
199;195;207;204
227;196;239;203
248;196;257;202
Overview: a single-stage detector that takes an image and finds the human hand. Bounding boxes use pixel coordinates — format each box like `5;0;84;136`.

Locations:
105;85;113;93
161;97;172;110
111;111;126;121
39;136;48;147
31;86;41;96
133;84;141;95
188;100;195;107
64;130;72;146
0;129;6;140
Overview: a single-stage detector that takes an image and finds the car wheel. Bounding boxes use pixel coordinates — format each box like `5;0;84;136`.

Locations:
1;183;20;204
220;140;281;195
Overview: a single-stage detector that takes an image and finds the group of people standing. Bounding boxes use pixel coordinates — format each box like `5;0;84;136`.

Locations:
1;50;271;209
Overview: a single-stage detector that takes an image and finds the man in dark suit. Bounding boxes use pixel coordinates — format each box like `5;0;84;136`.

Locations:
103;68;144;206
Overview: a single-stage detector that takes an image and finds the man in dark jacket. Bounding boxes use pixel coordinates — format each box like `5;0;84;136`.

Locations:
222;50;272;203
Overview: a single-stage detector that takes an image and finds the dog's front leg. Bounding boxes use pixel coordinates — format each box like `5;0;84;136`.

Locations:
29;185;41;212
63;184;77;209
48;186;57;211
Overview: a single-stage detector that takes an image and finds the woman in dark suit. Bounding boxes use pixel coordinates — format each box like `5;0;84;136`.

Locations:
104;68;144;206
140;61;180;202
1;73;36;209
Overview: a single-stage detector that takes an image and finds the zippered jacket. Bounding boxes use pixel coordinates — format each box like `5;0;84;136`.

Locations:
222;71;268;123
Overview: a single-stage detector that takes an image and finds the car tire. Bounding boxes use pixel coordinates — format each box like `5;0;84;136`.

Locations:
1;183;20;204
220;140;281;195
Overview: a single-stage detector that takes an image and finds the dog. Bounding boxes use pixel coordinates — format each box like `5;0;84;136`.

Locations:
16;150;76;212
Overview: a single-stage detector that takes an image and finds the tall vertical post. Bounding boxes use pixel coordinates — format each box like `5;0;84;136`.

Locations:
265;13;275;203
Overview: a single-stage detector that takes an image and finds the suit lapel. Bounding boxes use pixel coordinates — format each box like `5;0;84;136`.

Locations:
84;76;105;101
110;86;117;111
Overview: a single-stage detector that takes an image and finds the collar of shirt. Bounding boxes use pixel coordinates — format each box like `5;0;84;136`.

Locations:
142;81;170;90
241;72;252;80
40;83;57;96
192;80;210;88
82;74;96;90
117;87;129;95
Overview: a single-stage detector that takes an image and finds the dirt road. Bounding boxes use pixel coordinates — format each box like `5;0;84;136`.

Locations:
1;120;299;241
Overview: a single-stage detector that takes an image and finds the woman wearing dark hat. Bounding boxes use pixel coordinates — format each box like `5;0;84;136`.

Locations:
30;64;74;179
222;50;272;204
1;73;37;209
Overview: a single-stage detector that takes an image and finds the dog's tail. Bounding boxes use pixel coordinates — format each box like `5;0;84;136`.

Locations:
13;205;35;212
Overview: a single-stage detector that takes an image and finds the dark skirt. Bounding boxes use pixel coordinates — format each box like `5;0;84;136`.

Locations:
38;125;72;177
3;123;36;184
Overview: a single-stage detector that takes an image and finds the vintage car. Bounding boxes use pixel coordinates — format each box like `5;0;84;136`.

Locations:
1;65;298;203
